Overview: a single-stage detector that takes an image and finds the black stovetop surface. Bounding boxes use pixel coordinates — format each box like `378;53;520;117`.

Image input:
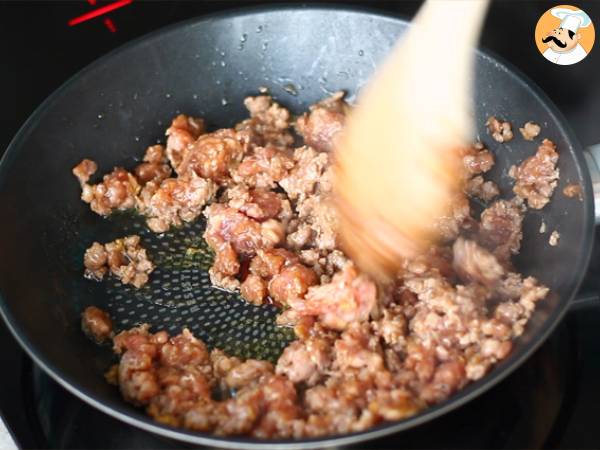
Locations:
1;1;600;448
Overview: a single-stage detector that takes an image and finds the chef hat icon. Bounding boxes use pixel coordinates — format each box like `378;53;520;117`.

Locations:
551;7;592;33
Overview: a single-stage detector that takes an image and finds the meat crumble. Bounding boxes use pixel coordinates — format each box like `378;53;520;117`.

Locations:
81;306;113;343
563;182;582;200
465;175;499;202
510;139;559;209
295;91;349;152
73;160;140;216
486;116;513;143
76;95;560;439
84;235;154;288
519;121;541;141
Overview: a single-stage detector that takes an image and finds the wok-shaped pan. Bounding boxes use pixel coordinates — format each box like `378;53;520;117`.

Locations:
0;5;597;449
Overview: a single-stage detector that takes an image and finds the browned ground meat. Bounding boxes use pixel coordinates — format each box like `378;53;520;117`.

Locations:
240;249;317;305
519;121;541;141
295;91;349;152
563;182;582;199
142;175;217;233
232;146;295;189
204;204;289;291
268;263;318;306
213;243;240;277
477;198;525;264
104;235;154;288
75;165;140;216
465;176;500;202
452;237;504;286
460;142;495;176
432;193;471;242
73;99;292;232
236;96;294;149
72;159;98;184
510;139;559;209
279;146;330;201
250;248;300;278
296;194;338;251
177;129;246;182
204;204;279;256
275;336;332;385
111;325;305;437
286;265;377;331
208;241;242;291
134;145;172;185
84;235;154;288
80;99;555;439
225;185;283;221
165;114;206;170
81;306;113;343
240;274;268;305
83;242;109;280
486;116;513;143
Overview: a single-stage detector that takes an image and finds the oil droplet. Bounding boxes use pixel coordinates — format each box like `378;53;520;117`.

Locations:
256;25;263;33
157;120;163;126
262;42;268;51
165;93;171;98
358;49;364;56
194;54;200;59
240;33;247;42
220;51;225;57
97;113;103;119
283;84;298;96
220;61;226;67
238;43;244;50
192;94;198;100
216;80;221;85
211;61;217;67
134;136;140;142
133;93;138;100
259;86;269;93
221;98;229;106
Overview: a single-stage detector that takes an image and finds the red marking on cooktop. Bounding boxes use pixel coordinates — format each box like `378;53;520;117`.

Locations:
68;0;132;26
103;17;117;33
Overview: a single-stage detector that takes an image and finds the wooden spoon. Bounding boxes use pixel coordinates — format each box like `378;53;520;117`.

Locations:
334;0;490;280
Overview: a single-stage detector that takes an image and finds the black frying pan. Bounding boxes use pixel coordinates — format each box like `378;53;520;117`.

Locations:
0;5;596;449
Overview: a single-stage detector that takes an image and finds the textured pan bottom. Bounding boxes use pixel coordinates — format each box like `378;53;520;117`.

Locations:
57;210;295;362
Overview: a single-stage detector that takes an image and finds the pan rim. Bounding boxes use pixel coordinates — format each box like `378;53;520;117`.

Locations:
0;3;594;449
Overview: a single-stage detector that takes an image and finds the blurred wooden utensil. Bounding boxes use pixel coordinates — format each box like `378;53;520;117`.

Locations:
335;0;490;280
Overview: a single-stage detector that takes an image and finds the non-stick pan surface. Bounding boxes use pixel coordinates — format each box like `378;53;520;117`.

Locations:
0;6;594;449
